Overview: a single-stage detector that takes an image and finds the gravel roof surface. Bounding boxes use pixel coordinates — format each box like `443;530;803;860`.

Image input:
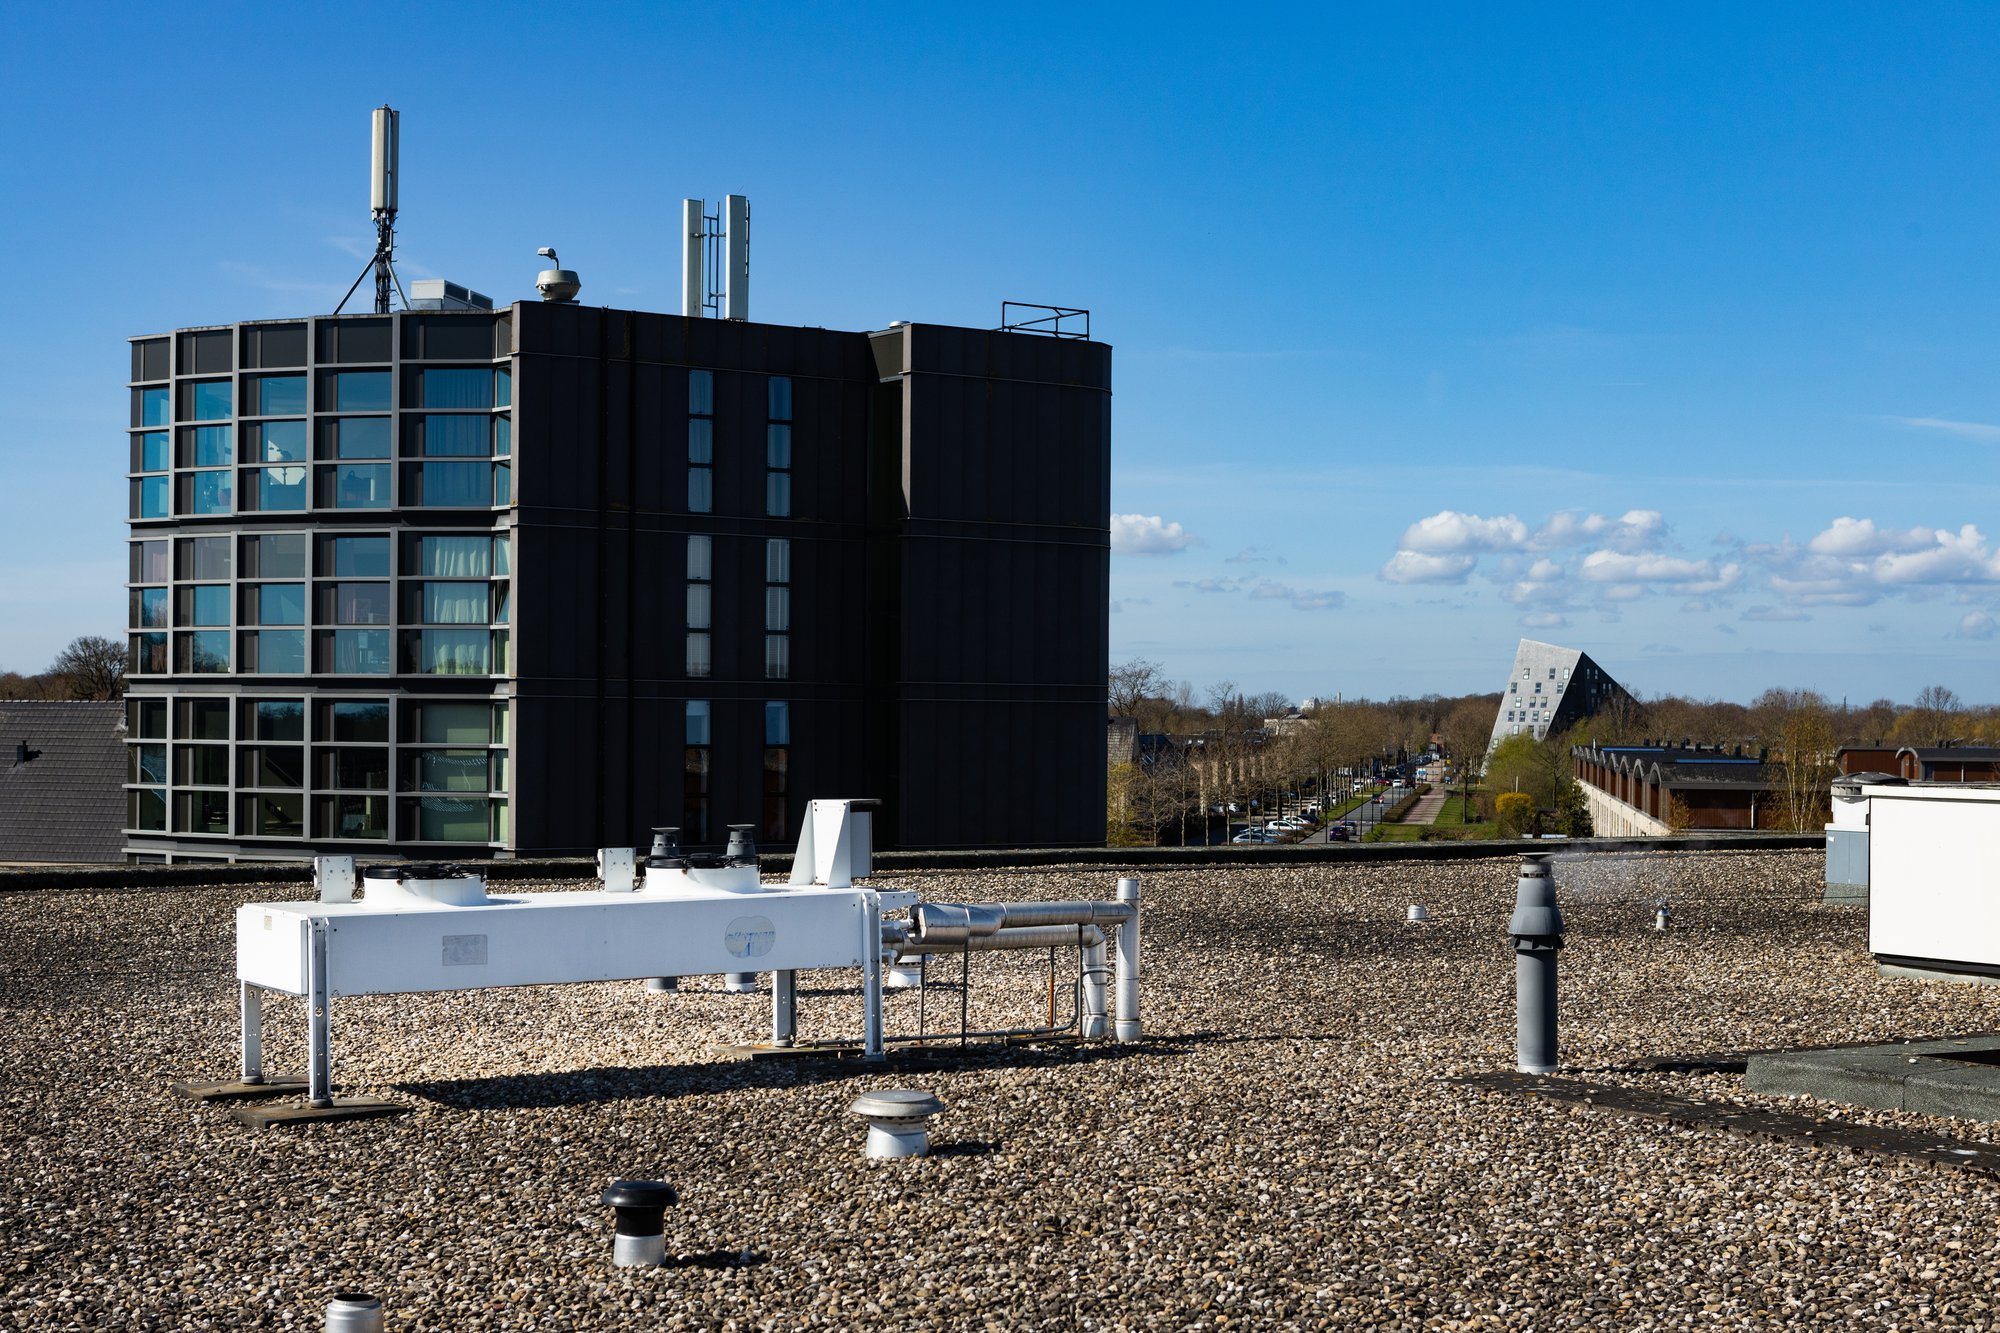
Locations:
7;849;2000;1330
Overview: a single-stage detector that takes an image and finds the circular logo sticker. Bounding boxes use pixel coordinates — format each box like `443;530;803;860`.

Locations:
724;915;777;959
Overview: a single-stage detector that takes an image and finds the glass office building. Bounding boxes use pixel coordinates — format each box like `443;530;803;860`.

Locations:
124;304;1111;861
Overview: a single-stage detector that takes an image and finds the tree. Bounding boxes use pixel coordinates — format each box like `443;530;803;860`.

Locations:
1438;696;1498;819
1897;684;1963;748
1108;659;1166;718
1484;733;1564;811
47;636;125;701
1495;791;1536;837
1768;690;1837;832
1554;779;1594;837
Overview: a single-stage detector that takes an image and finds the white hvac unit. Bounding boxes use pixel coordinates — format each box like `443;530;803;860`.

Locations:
1867;782;2000;978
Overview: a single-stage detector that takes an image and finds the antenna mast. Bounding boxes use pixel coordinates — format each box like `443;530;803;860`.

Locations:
336;105;407;315
370;106;399;314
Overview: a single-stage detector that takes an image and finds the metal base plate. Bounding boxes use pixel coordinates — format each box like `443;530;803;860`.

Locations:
169;1075;309;1102
228;1096;408;1129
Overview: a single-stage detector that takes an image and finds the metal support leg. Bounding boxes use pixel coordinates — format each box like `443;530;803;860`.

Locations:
861;892;884;1061
1080;936;1109;1040
773;970;797;1048
307;918;333;1108
240;982;265;1084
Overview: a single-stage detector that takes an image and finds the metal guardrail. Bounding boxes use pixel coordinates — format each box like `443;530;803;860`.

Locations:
0;833;1824;892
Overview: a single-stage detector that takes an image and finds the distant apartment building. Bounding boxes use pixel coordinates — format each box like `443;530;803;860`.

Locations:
123;304;1111;861
1487;639;1633;751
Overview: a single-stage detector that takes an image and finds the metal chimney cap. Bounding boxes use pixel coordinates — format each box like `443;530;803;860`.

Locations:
601;1179;678;1210
536;267;581;302
848;1088;944;1121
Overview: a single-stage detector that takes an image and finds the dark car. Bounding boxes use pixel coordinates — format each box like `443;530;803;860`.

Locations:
1327;824;1351;842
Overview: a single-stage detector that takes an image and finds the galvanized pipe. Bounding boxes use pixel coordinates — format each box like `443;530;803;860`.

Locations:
861;891;885;1061
307;919;333;1107
1113;877;1142;1043
899;923;1104;955
773;969;797;1047
1081;935;1110;1040
240;982;264;1085
324;1292;384;1332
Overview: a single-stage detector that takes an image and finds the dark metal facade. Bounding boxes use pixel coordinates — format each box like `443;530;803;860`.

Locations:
124;305;1110;860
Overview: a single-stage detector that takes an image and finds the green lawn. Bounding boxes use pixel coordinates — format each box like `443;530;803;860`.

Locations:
1431;790;1486;827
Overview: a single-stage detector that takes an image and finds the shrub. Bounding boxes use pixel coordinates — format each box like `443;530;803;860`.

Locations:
1495;791;1536;838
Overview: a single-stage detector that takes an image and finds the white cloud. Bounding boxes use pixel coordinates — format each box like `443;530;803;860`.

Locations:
1807;516;1938;558
1172;577;1239;594
1533;509;1664;552
1894;416;2000;444
1578;551;1741;592
1110;513;1197;555
1956;611;1997;640
1519;611;1567;628
1380;550;1477;584
1397;511;1527;554
1250;581;1345;611
1742;605;1810;622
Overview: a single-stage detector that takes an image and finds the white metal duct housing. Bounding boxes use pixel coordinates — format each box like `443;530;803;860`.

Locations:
1867;782;2000;978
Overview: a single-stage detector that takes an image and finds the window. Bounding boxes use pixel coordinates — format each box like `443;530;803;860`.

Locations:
133;475;169;519
688;369;713;514
242;627;308;672
129;787;167;832
241;745;305;788
764;635;790;680
762;700;790;840
317;748;389;790
332;584;392;641
244;583;304;625
764;587;789;632
415;535;490;576
685;700;711;843
687;534;711;677
1533;681;1542;694
420;368;494;408
411;749;491;792
191;380;232;420
180;469;232;516
131;587;168;629
326;535;389;577
182;584;231;626
422;583;490;624
765;376;792;518
178;631;231;673
318;794;390;840
241;534;305;579
135;431;168;472
324;629;391;673
252;421;308;463
766;538;789;584
130;744;166;784
129;633;167;674
419;702;495;744
251;375;307;415
242;466;308;511
406;461;491;506
411;629;490;675
411;415;490;456
176;698;230;739
173;790;230;835
320;463;390;508
322;417;391;459
330;371;391;411
324;700;390;743
129;698;167;738
175;536;229;580
137;387;169;427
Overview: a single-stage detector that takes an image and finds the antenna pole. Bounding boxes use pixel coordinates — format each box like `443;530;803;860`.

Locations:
369;106;400;315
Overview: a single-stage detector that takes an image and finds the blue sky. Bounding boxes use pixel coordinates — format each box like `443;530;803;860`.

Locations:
3;4;1997;705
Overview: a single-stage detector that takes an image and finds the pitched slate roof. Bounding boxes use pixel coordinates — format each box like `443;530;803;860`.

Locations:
0;701;126;864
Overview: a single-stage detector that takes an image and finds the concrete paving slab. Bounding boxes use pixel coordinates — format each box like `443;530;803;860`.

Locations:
169;1074;308;1102
228;1096;408;1129
1745;1034;2000;1120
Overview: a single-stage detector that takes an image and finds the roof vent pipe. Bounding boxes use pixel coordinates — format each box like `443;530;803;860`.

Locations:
647;827;686;870
601;1179;678;1267
325;1292;385;1333
725;824;758;866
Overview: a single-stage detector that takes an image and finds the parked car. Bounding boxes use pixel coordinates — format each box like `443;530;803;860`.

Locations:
1231;829;1276;844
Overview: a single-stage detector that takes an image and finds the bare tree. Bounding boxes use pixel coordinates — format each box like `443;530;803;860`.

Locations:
47;636;126;701
1108;658;1166;718
1897;684;1963;748
1769;690;1837;831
